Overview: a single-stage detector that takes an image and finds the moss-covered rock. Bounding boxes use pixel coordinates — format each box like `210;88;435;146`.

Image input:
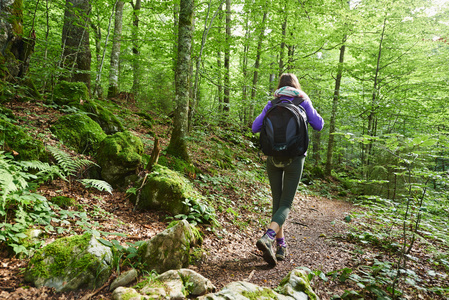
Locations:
131;164;203;216
138;220;199;274
50;196;77;209
0;118;46;161
50;113;106;155
82;100;124;134
277;269;317;300
95;131;143;189
52;80;89;106
24;233;112;292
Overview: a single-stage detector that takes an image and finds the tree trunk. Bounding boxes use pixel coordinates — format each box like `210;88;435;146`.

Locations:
249;10;268;119
325;36;346;176
91;22;103;98
241;10;251;124
312;129;322;163
223;0;231;116
60;0;92;92
167;0;194;161
108;0;124;99
364;17;386;172
278;12;287;77
131;0;142;97
93;0;116;98
190;0;225;130
0;0;35;81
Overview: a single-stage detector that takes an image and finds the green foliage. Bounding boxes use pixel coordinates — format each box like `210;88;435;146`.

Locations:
171;197;218;226
79;179;113;194
0;146;113;256
98;238;147;272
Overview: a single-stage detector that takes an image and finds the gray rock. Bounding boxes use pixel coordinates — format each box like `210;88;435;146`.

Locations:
277;269;317;300
112;287;148;300
24;233;112;292
155;269;216;297
138;220;199;274
198;281;292;300
110;268;138;291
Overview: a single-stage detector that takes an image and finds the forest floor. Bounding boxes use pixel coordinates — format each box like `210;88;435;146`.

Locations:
0;98;447;299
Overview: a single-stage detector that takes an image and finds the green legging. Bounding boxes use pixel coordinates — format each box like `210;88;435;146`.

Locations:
266;155;305;227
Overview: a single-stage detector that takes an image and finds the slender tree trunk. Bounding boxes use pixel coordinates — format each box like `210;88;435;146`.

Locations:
249;9;268;119
108;0;124;98
312;130;322;163
190;0;225;130
223;0;231;116
279;11;287;76
167;0;194;161
217;7;223;112
241;10;251;124
364;17;386;171
325;36;346;176
287;45;295;70
61;0;91;93
93;0;116;98
131;0;141;97
91;21;103;97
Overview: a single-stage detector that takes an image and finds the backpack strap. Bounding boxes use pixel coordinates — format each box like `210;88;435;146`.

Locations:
271;96;305;106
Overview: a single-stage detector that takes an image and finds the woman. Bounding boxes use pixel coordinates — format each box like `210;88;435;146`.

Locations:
252;73;324;266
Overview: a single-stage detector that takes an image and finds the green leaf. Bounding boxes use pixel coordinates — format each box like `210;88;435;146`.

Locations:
98;238;113;247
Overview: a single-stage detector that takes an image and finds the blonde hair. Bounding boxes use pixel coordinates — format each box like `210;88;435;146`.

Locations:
277;73;301;90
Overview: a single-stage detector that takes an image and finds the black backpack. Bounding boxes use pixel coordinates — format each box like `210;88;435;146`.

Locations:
259;97;309;157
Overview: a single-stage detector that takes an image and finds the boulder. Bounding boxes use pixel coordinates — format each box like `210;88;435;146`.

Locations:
133;164;214;223
24;233;112;292
111;268;318;300
112;269;215;300
110;268;138;291
52;80;89;106
0;118;47;161
198;281;294;300
50;113;106;155
95;131;143;189
277;269;317;300
82;100;124;135
138;220;200;274
112;287;144;300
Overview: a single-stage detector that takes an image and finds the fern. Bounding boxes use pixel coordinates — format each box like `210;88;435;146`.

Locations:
79;179;113;194
47;145;96;177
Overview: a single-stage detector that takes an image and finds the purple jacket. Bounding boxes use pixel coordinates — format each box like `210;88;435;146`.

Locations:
252;96;324;133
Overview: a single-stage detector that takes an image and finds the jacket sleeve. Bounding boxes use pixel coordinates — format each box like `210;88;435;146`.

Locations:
252;101;272;133
300;98;324;131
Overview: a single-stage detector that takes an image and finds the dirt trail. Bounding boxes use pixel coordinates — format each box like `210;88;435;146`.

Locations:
195;194;358;296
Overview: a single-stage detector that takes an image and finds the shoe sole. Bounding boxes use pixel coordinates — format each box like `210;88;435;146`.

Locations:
256;240;277;266
276;254;285;261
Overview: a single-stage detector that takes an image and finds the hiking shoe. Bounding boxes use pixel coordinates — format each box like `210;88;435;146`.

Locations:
256;234;277;266
276;245;287;261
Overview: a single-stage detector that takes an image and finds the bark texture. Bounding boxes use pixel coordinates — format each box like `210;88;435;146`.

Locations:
108;0;124;98
325;38;346;176
61;0;92;92
131;0;141;96
167;0;194;161
0;0;35;81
